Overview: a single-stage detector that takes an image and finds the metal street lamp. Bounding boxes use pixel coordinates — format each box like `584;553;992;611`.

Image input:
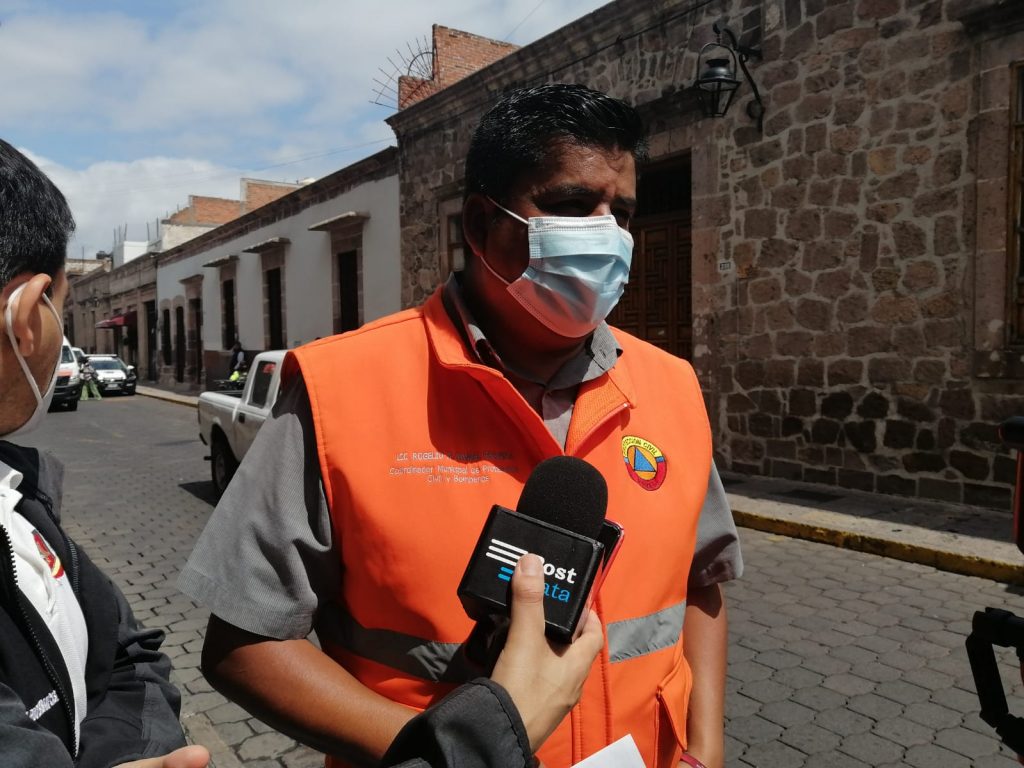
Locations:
695;21;765;133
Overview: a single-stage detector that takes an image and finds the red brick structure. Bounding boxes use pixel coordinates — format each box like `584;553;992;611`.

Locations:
398;25;518;109
387;0;1024;510
166;180;300;226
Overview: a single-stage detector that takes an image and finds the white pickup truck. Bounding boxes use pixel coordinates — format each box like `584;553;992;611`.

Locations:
198;350;286;496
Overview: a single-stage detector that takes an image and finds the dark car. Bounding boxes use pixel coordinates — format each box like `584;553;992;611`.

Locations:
51;340;82;411
87;355;137;396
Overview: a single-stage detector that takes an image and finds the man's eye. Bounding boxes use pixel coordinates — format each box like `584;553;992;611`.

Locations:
543;201;590;216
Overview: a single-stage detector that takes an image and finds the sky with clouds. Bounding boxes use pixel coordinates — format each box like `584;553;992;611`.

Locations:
0;0;611;258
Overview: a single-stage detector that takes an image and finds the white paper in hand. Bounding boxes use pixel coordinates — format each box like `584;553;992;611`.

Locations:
570;734;646;767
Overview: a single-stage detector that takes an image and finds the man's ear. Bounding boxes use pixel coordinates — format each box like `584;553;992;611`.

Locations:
462;194;493;263
6;273;53;357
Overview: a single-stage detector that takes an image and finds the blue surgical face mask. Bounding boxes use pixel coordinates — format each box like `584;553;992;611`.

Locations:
484;199;634;338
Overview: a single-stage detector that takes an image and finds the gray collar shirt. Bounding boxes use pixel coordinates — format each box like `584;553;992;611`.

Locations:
441;272;620;450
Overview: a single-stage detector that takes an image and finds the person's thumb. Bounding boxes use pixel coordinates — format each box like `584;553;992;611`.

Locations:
506;553;546;647
160;745;210;768
115;746;210;768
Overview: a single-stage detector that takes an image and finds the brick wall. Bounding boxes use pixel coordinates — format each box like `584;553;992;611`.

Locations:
388;0;1022;509
166;196;242;227
399;25;518;109
242;179;302;212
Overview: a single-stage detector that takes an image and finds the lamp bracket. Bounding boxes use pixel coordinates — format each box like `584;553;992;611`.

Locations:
712;21;765;133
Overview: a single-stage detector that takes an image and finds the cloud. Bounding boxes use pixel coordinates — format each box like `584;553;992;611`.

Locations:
4;0;611;258
22;149;241;258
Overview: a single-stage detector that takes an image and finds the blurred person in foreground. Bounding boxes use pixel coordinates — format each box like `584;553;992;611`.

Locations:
0;138;208;768
183;83;741;768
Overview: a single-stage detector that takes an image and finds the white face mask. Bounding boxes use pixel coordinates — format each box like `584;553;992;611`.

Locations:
484;199;634;338
3;282;62;438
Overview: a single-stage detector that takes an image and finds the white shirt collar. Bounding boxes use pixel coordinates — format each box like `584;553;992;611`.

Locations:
0;458;24;493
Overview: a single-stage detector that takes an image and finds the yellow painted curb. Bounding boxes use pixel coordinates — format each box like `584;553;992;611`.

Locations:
733;510;1024;586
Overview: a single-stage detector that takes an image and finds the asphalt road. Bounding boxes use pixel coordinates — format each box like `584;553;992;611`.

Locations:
14;394;1024;767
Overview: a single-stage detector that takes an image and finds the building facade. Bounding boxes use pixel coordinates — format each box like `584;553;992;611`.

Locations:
387;0;1024;509
155;148;399;389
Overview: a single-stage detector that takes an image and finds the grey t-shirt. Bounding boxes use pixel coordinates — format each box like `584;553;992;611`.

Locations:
179;379;743;641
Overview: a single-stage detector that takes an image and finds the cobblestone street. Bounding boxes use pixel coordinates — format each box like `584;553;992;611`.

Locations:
18;396;1024;767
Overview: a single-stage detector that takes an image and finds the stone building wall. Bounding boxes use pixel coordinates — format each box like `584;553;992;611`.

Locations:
387;0;1023;509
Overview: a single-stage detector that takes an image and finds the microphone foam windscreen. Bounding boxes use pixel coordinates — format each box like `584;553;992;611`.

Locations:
515;456;608;541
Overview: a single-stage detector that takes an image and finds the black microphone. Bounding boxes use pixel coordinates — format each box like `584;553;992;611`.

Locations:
458;456;613;668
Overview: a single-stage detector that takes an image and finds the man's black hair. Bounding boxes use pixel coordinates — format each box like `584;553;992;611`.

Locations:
464;83;648;202
0;139;74;288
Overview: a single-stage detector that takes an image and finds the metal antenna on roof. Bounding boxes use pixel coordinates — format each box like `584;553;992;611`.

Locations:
371;33;432;109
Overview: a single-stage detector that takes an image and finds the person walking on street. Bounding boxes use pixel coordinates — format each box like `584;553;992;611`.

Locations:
79;359;101;401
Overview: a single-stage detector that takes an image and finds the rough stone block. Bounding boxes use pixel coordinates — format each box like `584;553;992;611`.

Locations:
766;358;797;386
758;238;799;268
804;466;838;485
769;459;803;479
811;418;842;444
789;388;818;416
821;392;855;419
750;412;778;438
917;477;962;503
856;392;889;419
848;325;892;355
777;330;814;357
892;221;927;257
786;210;823;242
871;295;919;325
828;359;864;386
796;298;833;330
884;420;916;449
868;357;911;383
838;468;875;492
844;421;878;453
802;241;843;274
896;397;933;422
770;177;806;207
816;151;849;177
836;294;869;324
915;429;935;450
923;318;963;348
782;415;804;436
938;388;975;419
949;450;989;480
902;451;946;473
877;473;916;496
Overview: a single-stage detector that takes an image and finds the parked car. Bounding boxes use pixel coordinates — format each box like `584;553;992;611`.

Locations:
71;346;87;366
86;354;137;396
51;337;82;411
198;350;285;496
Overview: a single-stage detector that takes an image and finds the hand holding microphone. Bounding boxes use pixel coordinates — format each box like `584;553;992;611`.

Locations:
491;553;604;754
459;456;623;672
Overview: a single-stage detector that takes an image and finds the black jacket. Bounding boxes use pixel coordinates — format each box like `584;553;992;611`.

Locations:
382;678;535;768
0;442;186;768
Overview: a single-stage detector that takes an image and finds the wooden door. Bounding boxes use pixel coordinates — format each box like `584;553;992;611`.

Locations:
608;215;692;360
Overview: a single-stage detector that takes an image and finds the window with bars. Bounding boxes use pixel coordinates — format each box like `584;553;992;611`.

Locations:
1011;62;1024;344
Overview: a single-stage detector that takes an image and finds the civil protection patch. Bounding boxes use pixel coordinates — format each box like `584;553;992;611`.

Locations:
621;435;667;491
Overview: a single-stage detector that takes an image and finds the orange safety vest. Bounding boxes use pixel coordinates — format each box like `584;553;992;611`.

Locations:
284;288;712;768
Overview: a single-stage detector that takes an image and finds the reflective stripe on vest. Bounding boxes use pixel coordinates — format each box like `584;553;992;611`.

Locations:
606;600;686;663
334;598;687;679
